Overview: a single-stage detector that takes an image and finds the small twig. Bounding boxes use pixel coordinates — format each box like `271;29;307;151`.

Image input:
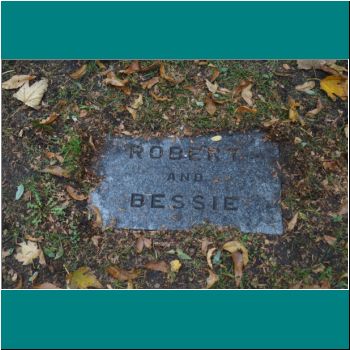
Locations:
2;69;15;75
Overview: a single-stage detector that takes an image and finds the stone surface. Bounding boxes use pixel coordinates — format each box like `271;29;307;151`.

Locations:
90;132;283;234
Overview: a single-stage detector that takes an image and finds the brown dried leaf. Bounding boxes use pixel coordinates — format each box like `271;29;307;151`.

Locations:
159;63;184;84
107;266;140;281
206;247;216;270
206;269;219;289
306;98;323;117
40;166;70;178
232;251;244;287
103;77;128;87
241;83;254;106
295;81;315;92
136;236;144;254
67;267;103;289
288;97;300;123
141;76;160;89
145;261;169;273
287;212;299;231
205;79;218;93
34;282;60;289
143;237;152;249
210;68;220;82
95;60;106;69
2;74;36;90
232;80;251;97
126;106;137;120
297;60;336;70
70;64;87;79
205;95;216;115
263;117;280;127
201;238;211;256
91;205;103;228
150;91;172;102
236;105;257;114
323;235;337;246
139;61;161;72
66;185;88;201
45;151;64;163
338;200;348;216
39;112;59;125
119;61;140;75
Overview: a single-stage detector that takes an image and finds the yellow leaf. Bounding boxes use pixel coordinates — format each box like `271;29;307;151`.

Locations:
67;267;103;289
15;241;41;265
206;269;219;289
130;94;143;110
288;97;300;123
2;74;36;90
69;64;87;79
320;75;347;101
170;259;182;273
211;135;222;142
287;212;299;231
13;78;48;109
222;241;248;266
206;247;216;270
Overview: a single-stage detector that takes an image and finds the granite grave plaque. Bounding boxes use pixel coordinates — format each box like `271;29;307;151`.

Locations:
90;132;283;234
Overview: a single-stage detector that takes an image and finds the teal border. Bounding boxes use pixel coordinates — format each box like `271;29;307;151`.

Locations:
1;290;349;349
1;1;349;349
1;1;349;59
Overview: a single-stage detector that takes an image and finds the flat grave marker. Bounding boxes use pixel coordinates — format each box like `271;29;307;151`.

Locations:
90;132;283;234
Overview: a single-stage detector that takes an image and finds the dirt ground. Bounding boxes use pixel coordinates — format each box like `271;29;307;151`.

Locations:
1;60;348;289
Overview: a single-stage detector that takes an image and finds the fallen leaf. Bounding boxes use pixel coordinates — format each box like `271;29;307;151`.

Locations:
241;83;254;106
288;97;300;123
205;79;218;93
210;68;220;82
206;247;216;270
39;112;59;125
206;269;219;288
45;151;64;163
15;184;24;200
170;259;182;273
323;235;337;246
143;237;152;249
205;95;216;115
33;282;60;289
306;98;323;117
295;81;315;92
136;236;144;254
95;60;106;69
130;94;143;109
320;75;347;101
70;64;87;79
297;60;336;70
103;77;128;87
201;238;211;256
67;267;103;289
15;241;40;265
107;266;140;281
232;80;252;97
176;248;191;260
24;234;43;242
263;117;280;127
159;63;184;84
139;61;161;72
38;248;46;266
320;63;348;76
287;212;299;231
141;76;159;89
13;78;48;109
283;64;290;70
127;280;134;289
222;241;249;266
119;61;140;75
126;106;137;119
40;166;70;178
145;261;169;273
338;200;348;215
2;74;36;90
66;185;88;201
150;91;172;102
211;135;222;142
232;251;244;287
236;105;257;114
91;205;103;228
91;235;102;248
